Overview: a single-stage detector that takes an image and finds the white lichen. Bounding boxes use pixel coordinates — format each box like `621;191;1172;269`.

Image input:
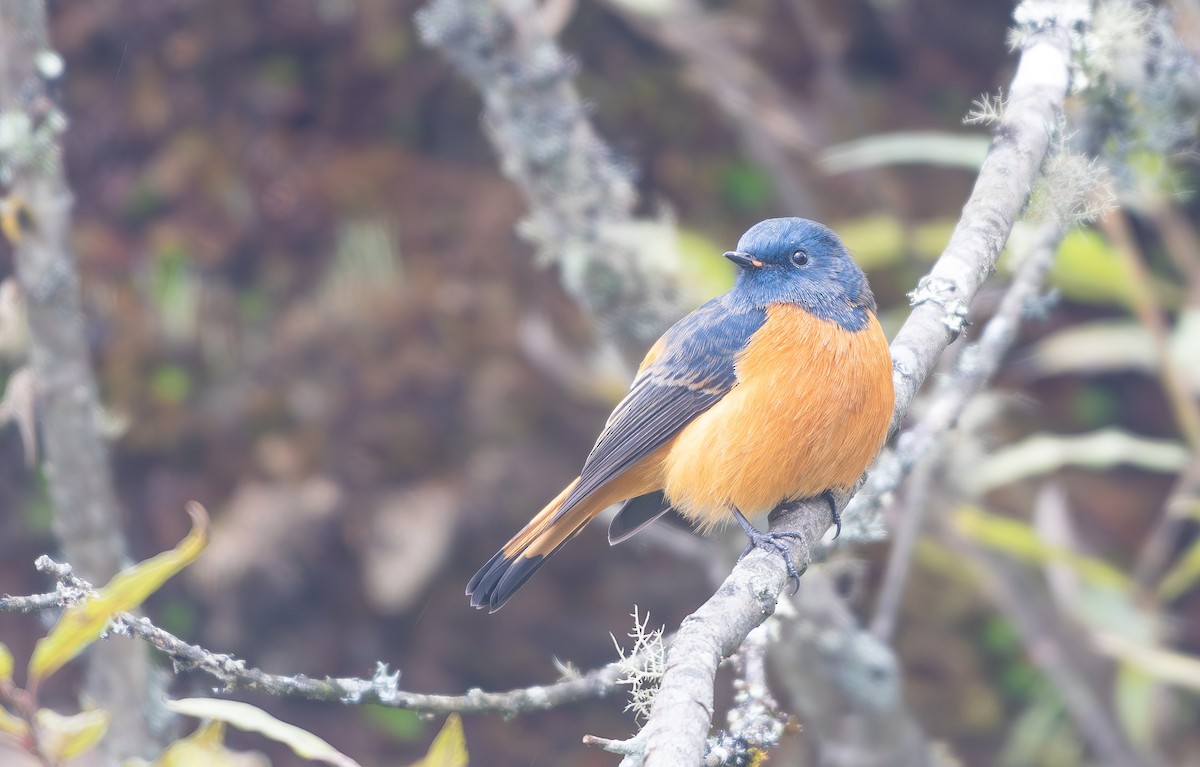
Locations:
611;607;666;722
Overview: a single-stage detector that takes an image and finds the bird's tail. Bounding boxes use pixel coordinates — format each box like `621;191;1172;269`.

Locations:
467;478;605;612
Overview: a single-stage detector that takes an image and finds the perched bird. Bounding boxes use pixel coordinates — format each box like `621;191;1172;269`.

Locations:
468;217;894;611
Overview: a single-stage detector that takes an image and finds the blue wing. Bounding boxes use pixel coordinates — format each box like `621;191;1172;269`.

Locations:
557;295;767;515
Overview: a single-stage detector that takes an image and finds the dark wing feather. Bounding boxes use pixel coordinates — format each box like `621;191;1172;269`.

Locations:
608;491;672;544
556;298;767;515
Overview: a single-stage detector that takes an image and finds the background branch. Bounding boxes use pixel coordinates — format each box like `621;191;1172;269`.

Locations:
415;0;686;361
0;2;161;761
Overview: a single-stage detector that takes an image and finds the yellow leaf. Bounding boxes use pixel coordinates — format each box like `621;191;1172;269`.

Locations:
952;506;1132;592
152;719;269;767
0;195;31;246
830;214;905;271
1049;227;1182;310
0;643;12;682
35;708;109;761
0;706;29;740
167;698;361;767
675;227;734;305
409;714;467;767
29;503;209;684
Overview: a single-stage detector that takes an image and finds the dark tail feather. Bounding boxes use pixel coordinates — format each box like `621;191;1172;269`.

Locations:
466;536;574;612
467;480;597;612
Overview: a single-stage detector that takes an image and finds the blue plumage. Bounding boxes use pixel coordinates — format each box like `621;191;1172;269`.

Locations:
726;218;875;331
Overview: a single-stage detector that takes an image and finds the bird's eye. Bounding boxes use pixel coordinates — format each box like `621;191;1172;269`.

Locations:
790;250;810;267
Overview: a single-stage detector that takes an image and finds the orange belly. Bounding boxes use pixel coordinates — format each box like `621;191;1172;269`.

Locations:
662;303;893;530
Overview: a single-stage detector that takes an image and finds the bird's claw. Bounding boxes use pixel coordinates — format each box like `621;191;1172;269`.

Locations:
732;508;806;592
823;490;842;539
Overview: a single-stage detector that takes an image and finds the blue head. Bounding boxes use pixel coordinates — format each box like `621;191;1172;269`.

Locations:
723;217;876;331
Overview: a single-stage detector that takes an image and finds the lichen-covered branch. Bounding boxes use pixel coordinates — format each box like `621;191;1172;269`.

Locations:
415;0;686;359
8;557;629;717
0;2;162;760
627;3;1086;763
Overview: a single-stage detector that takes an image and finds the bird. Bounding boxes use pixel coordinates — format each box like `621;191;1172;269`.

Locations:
467;217;894;612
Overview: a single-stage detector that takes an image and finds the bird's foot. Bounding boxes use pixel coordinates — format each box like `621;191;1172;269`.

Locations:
732;507;806;592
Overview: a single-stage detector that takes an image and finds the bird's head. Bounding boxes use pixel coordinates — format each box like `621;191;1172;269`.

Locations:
724;217;876;330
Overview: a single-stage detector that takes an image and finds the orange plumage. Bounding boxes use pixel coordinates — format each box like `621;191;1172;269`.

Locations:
663;304;893;530
468;217;894;611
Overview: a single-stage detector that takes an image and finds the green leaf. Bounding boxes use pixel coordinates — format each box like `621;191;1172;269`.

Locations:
830;214;906;271
1093;632;1200;693
29;504;209;684
972;429;1190;493
363;705;423;743
674;227;734;303
719;163;771;211
151;364;192;404
167;698;362;767
0;707;28;739
1050;228;1136;308
830;215;956;271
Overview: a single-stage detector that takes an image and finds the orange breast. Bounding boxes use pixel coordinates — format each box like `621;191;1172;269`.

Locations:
662;303;893;531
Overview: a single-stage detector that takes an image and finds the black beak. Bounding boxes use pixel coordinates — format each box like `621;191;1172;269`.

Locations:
724;251;763;269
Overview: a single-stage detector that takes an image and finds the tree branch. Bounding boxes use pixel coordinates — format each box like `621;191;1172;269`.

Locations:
8;556;630;717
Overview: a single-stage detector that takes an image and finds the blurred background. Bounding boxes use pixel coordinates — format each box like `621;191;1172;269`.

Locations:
1;0;1199;765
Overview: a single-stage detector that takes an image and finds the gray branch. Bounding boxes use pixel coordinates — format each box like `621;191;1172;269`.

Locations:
0;2;163;761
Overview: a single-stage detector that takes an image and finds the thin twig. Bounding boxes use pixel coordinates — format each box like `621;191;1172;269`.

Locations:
1098;209;1200;451
869;449;938;643
1149;202;1200;299
1133;459;1200;591
867;220;1067;642
850;220;1068;542
0;590;66;614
